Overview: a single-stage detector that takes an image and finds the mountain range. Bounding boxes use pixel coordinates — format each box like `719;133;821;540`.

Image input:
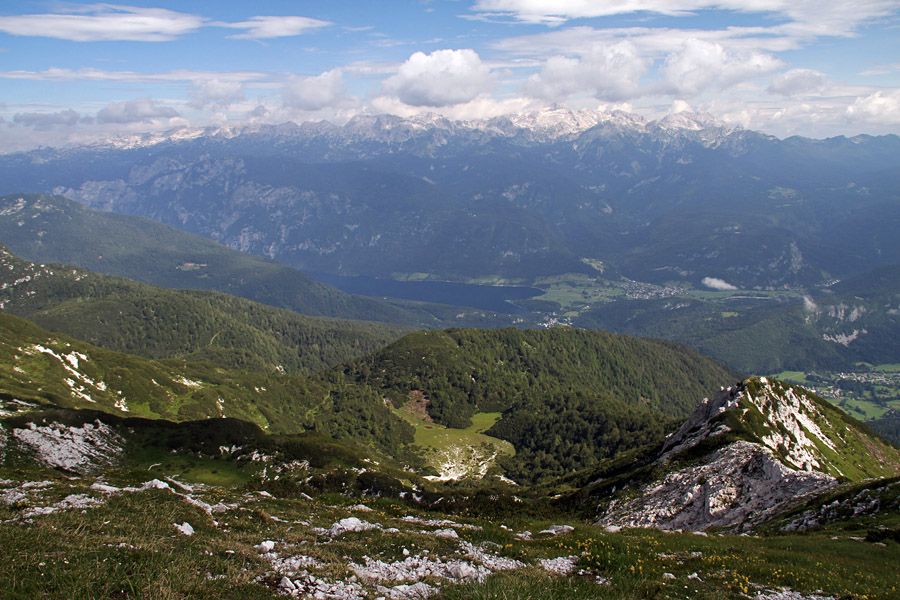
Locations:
2;108;898;290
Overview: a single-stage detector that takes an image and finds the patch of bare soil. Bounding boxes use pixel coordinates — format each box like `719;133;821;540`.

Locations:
401;391;433;424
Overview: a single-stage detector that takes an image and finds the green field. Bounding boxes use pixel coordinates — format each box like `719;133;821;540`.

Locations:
394;410;515;480
530;274;623;313
770;371;808;383
528;273;797;318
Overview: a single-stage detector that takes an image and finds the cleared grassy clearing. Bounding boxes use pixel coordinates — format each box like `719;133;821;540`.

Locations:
394;410;515;477
770;370;807;383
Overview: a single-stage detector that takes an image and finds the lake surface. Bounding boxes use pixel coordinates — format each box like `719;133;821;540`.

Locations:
309;273;541;314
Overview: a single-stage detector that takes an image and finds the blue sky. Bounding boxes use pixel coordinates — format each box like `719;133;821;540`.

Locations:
1;0;899;150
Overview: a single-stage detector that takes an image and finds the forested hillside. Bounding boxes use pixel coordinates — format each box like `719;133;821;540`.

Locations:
0;244;409;374
341;327;739;482
574;266;900;373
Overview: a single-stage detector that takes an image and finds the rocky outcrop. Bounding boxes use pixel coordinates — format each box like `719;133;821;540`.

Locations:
11;419;123;474
594;377;899;531
597;440;834;531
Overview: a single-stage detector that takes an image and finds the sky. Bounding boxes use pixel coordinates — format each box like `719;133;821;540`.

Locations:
1;0;899;151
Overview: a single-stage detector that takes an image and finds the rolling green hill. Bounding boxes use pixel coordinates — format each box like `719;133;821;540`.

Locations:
2;300;738;485
0;243;409;375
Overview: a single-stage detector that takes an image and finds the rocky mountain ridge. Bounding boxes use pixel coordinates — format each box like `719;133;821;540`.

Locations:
593;378;900;532
78;107;731;153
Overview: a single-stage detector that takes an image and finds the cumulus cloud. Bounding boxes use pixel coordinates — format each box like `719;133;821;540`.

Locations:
97;97;179;124
845;90;900;126
767;69;826;96
524;41;648;102
0;5;204;42
218;16;331;39
662;39;782;96
190;79;245;110
282;69;348;111
369;94;542;121
382;49;494;107
702;277;739;291
13;109;82;130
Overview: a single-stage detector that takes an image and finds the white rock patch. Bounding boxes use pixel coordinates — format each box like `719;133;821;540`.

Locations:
174;522;195;536
597;440;835;531
13;420;123;473
539;556;579;575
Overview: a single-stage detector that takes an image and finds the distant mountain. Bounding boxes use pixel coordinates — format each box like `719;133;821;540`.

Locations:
0;193;531;329
2;109;897;289
589;377;900;531
0;243;408;374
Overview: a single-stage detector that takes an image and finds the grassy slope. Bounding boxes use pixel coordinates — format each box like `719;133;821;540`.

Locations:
736;378;900;481
1;458;897;600
0;314;415;457
395;409;515;479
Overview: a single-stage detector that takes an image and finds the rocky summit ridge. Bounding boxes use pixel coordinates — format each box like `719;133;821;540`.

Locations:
80;107;734;152
594;377;900;532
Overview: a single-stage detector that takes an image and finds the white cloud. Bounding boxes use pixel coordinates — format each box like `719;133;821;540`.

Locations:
0;5;204;42
471;1;900;36
282;70;348;111
189;79;245;110
493;25;802;60
523;41;648;102
702;277;739;290
0;67;267;84
661;39;781;96
369;94;542;121
472;0;704;23
382;49;494;107
217;16;331;39
845;90;900;126
12;109;82;130
0;6;331;43
767;68;827;96
97;97;179;124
